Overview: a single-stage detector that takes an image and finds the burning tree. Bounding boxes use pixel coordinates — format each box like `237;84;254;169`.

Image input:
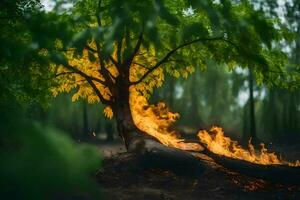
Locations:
50;0;290;149
3;1;300;197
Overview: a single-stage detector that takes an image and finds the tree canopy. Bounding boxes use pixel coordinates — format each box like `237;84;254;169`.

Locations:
1;0;299;146
44;0;293;117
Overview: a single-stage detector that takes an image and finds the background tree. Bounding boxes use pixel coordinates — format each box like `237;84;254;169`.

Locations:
250;0;300;140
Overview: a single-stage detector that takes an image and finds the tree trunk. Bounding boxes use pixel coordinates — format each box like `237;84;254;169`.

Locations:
168;76;175;108
113;100;137;149
190;73;203;128
248;69;257;143
82;101;89;135
112;81;160;150
242;102;250;144
105;121;114;142
135;139;206;176
204;148;300;185
111;79;140;149
113;96;160;150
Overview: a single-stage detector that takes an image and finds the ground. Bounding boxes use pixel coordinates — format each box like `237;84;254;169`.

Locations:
96;142;300;200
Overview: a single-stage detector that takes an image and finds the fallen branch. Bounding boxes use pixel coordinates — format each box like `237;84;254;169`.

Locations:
203;148;300;185
128;137;206;177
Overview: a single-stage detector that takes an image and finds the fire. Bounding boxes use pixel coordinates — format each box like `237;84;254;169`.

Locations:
130;91;299;167
130;91;202;151
198;127;300;167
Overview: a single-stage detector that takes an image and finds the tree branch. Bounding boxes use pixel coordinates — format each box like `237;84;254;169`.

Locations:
94;42;116;87
220;38;240;51
124;28;144;67
57;65;107;86
85;45;97;53
61;64;111;105
86;44;118;80
96;0;102;27
132;62;151;70
130;36;225;85
86;77;112;105
117;35;123;63
109;56;120;69
94;0;117;88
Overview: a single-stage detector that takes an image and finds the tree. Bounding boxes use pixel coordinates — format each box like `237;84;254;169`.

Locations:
44;0;289;149
252;0;300;140
248;68;257;142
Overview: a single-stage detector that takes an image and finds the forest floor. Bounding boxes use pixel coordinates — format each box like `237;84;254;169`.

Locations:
95;142;300;200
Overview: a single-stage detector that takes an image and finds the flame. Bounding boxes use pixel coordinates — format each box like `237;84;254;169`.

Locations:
130;90;202;151
198;127;300;167
130;91;299;167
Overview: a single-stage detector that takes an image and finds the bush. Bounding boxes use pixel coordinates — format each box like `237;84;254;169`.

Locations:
0;102;102;199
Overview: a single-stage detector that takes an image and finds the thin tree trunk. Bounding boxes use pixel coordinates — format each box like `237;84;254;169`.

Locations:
82;101;89;135
105;121;114;142
248;69;257;143
242;102;249;144
190;74;202;128
168;77;175;108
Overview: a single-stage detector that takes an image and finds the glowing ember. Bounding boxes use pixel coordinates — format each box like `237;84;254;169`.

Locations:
198;127;300;167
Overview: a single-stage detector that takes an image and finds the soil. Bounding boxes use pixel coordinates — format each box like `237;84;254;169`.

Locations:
96;149;300;200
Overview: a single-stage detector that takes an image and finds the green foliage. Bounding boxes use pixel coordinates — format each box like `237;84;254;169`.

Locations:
1;0;299;142
0;100;102;199
1;0;294;108
0;0;77;105
0;0;51;104
0;4;103;198
46;0;290;77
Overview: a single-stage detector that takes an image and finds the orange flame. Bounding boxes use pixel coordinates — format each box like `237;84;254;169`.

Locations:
130;91;299;167
198;127;300;167
130;91;202;151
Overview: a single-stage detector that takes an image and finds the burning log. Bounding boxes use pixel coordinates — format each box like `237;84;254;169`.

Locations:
126;133;300;185
128;137;206;177
198;127;300;185
203;148;300;185
129;95;300;184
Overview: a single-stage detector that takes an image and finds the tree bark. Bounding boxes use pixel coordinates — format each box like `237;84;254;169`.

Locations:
113;99;137;149
133;138;206;176
204;148;300;185
112;77;144;149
